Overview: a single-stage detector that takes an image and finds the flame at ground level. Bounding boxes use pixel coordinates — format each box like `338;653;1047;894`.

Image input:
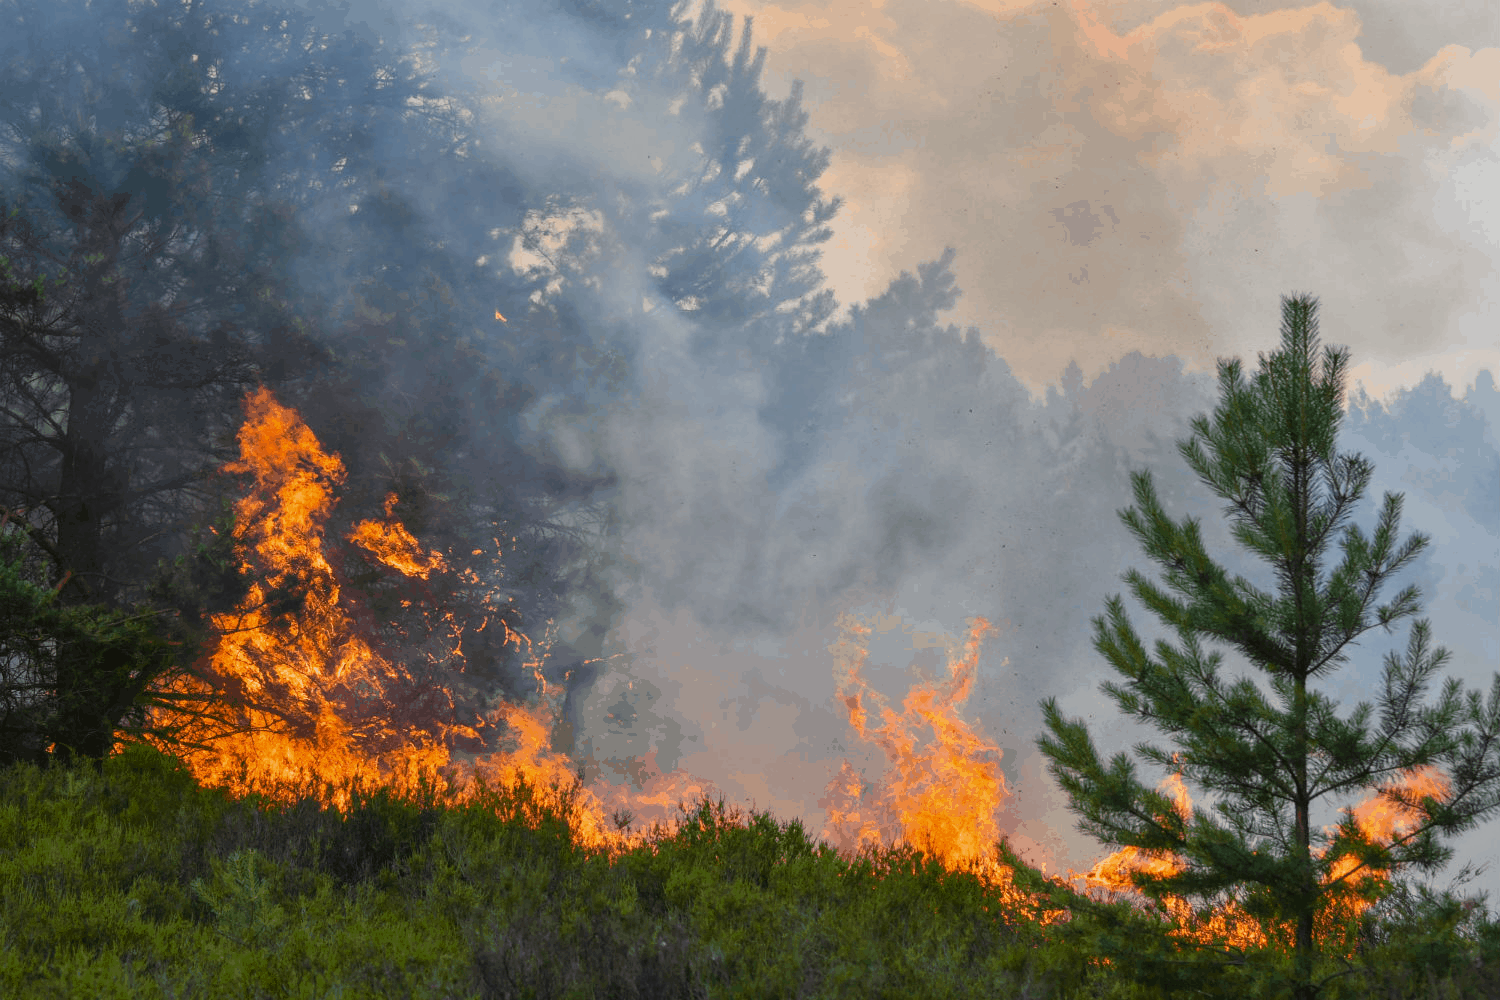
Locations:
1069;761;1450;951
133;387;1449;950
820;615;1007;872
132;387;1054;916
817;612;1454;949
141;387;675;856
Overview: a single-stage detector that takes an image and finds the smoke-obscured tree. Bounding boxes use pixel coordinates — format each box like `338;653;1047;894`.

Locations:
1038;294;1500;999
0;0;845;763
0;520;172;767
0;503;247;767
1344;370;1500;536
0;0;443;762
237;0;847;731
295;0;848;706
0;0;468;762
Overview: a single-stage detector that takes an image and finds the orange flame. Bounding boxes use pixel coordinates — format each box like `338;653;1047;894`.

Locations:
1072;765;1451;950
348;493;447;579
1326;765;1449;888
1067;770;1266;948
141;387;701;856
817;610;1446;946
822;616;1004;869
1076;770;1191;897
819;616;1073;922
141;388;472;802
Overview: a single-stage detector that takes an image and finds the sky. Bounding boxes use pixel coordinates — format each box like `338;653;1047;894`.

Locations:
703;0;1500;404
554;0;1500;892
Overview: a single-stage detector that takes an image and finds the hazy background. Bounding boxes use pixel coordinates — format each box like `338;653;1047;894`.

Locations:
561;0;1500;886
711;0;1500;402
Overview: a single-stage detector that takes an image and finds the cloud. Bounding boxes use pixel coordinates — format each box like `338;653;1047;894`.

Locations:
709;0;1500;403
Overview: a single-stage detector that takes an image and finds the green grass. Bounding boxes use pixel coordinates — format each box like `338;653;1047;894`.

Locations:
1;744;1496;999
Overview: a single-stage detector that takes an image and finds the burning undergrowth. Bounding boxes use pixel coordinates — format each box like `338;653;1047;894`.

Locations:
136;386;1450;954
819;615;1009;876
144;387;653;854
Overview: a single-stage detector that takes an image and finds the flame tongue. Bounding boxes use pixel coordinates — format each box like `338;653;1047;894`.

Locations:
1326;764;1449;886
348;493;447;579
143;387;665;856
149;387;450;800
822;616;1006;871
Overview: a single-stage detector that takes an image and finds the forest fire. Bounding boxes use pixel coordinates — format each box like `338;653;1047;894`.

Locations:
140;387;662;855
1069;764;1450;950
818;612;1452;949
820;615;1008;879
136;385;1451;951
1069;770;1269;949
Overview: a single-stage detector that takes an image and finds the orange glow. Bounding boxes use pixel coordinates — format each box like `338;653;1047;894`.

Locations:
1066;770;1267;949
139;387;693;857
1071;765;1451;951
822;616;1005;870
818;615;1067;921
1325;765;1450;890
494;309;507;322
817;608;1447;947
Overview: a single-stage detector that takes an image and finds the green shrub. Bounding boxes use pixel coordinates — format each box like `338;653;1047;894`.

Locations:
30;742;1493;998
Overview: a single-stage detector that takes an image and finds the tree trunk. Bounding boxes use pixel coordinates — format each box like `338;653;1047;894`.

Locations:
48;223;129;764
1292;668;1317;1000
1291;441;1319;1000
50;383;120;764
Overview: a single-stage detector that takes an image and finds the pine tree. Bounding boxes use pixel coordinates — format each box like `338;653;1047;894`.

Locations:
1038;294;1500;999
1;0;847;763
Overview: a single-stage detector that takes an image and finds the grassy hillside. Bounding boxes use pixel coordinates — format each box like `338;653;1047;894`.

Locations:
2;744;1496;999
